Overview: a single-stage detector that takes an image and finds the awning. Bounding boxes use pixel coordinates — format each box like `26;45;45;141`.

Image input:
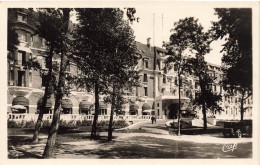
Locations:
11;105;26;109
129;104;139;111
142;103;151;110
156;95;190;104
61;99;73;109
79;100;91;109
99;101;107;109
12;96;29;106
37;97;53;108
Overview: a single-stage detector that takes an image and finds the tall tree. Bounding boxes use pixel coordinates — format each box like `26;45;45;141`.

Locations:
42;8;72;158
211;8;252;121
164;17;196;136
180;17;222;130
74;8;138;140
32;9;63;143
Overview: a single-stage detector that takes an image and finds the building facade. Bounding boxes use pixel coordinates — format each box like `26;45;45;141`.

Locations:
7;9;252;120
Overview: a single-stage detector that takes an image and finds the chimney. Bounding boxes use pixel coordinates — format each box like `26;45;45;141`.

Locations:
147;37;151;48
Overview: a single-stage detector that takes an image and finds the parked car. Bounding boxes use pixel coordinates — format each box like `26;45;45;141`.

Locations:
165;118;192;129
223;120;252;138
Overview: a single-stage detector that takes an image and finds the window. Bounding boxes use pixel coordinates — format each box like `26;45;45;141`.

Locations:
174;64;178;71
143;74;147;82
18;33;27;42
33;36;39;42
18;71;25;86
174;77;178;85
144;59;149;68
18;51;26;66
42;74;48;87
41;56;47;69
17;14;27;23
144;87;148;96
213;85;216;92
163;75;166;83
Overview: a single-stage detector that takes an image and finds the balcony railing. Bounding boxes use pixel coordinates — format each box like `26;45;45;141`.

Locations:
8;114;166;122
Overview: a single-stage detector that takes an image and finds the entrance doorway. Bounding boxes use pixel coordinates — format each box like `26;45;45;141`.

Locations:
168;104;178;119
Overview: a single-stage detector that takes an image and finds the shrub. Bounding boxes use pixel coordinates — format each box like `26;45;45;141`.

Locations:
97;120;109;127
81;119;92;126
42;120;51;128
8;120;19;128
59;120;78;130
24;120;35;128
7;120;36;128
112;120;129;128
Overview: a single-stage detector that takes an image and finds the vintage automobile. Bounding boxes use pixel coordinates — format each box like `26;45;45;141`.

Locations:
223;120;252;138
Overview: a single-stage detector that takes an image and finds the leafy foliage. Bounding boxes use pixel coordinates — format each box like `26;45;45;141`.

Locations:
211;8;252;120
165;17;222;131
73;8;138;140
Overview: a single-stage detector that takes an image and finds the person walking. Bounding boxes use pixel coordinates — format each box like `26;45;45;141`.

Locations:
151;116;154;124
154;116;157;124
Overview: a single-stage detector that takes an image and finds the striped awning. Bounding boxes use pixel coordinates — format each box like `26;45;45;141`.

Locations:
61;99;73;109
129;104;139;111
79;100;91;109
12;96;29;106
37;97;52;108
142;103;151;110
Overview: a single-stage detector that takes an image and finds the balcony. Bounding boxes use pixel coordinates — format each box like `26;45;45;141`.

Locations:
8;86;33;97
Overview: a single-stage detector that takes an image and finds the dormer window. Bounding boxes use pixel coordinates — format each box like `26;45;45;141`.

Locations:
17;13;27;23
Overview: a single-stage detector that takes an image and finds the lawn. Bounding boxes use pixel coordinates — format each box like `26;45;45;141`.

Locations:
8;127;252;159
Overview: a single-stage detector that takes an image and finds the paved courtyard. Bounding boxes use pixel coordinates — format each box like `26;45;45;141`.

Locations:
8;120;252;159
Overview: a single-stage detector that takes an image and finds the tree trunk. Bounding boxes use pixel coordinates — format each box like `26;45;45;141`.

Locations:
42;9;70;158
42;104;61;158
202;101;207;131
42;49;66;158
199;75;207;131
91;81;99;139
108;84;115;141
32;112;43;143
177;74;181;136
33;45;54;143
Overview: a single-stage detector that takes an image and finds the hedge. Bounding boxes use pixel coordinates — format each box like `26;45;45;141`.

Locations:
7;119;129;129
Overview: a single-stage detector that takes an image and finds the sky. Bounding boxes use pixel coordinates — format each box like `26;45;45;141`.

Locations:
71;6;225;65
129;6;225;66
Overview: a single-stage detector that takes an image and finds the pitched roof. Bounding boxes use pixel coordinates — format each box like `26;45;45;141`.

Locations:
135;41;167;58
